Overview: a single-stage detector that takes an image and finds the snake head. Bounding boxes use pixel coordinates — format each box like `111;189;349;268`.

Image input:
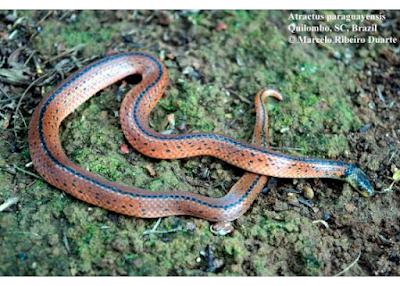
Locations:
344;166;374;197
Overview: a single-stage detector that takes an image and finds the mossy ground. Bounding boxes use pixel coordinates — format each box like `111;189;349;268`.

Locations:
0;10;399;276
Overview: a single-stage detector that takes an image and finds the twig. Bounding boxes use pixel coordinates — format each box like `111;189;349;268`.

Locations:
19;109;27;129
63;232;71;254
388;149;398;164
37;11;53;26
5;230;40;237
142;218;162;235
0;85;13;101
13;72;50;137
142;218;183;235
334;250;362;276
270;146;305;151
0;55;5;68
145;226;183;235
59;11;73;21
27;11;53;42
43;44;86;65
377;87;385;102
13;164;42;180
0;197;19;212
312;219;329;229
226;88;252;104
0;111;7;119
24;50;36;67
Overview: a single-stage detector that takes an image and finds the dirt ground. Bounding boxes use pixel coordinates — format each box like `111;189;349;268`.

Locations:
0;10;399;276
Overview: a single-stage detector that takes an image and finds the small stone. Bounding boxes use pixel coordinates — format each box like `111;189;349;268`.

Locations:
344;204;356;213
158;11;174;25
359;123;372;133
303;186;314;200
182;66;194;75
5;14;15;23
212;258;224;269
210;221;234;236
166;53;175;60
322;213;331;221
120;143;130;154
216;21;227;31
1;113;10;129
273;201;289;211
261;187;270;194
186;222;196;231
145;164;157;177
177;123;186;132
286;192;299;205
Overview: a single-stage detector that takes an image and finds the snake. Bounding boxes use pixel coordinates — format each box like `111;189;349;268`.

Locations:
28;52;374;222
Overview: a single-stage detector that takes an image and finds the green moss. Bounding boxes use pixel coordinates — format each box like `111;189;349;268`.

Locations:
0;10;376;276
32;11;123;57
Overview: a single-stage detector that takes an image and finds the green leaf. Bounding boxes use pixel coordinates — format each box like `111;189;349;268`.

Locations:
393;170;400;182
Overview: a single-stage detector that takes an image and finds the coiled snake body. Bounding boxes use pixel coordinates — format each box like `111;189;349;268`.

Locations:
28;53;374;221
